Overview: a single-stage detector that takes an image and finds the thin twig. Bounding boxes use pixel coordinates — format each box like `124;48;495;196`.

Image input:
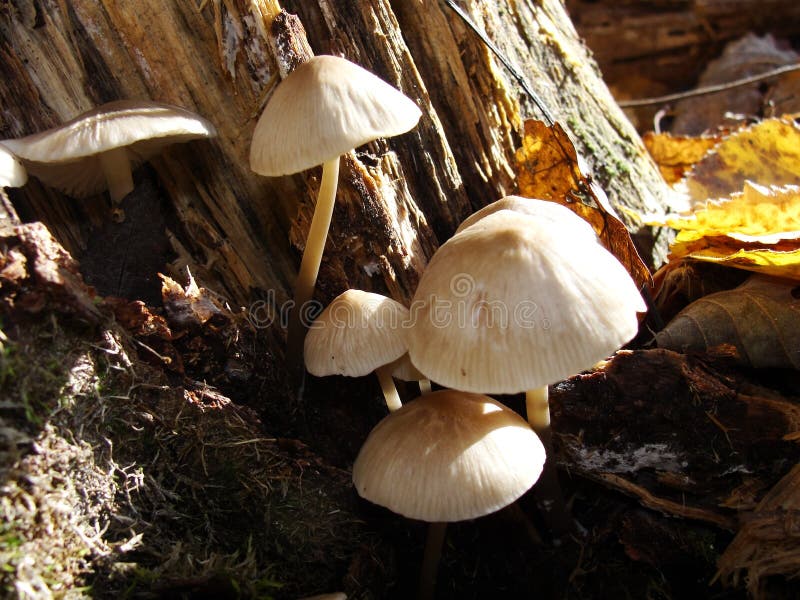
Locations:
442;0;555;125
619;63;800;108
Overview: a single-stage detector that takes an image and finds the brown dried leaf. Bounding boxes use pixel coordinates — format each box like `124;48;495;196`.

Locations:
655;274;800;369
650;259;749;324
514;119;651;287
160;270;230;329
104;297;173;339
672;34;800;136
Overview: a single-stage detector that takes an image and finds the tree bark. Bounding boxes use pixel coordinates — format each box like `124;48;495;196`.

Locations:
0;0;672;356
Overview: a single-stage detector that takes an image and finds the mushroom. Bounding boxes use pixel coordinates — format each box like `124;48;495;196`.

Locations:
406;205;645;432
249;55;422;367
304;289;409;412
406;205;645;535
455;194;598;236
0;144;27;189
1;100;216;220
388;353;432;395
352;389;546;599
0;144;26;225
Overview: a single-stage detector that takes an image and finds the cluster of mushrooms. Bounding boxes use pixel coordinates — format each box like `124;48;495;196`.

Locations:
260;57;647;597
0;54;646;598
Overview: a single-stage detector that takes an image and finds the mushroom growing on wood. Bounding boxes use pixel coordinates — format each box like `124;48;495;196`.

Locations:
1;100;216;221
455;194;598;236
249;55;422;368
0;144;27;189
388;353;432;395
406;205;646;432
0;144;27;225
353;389;545;599
406;204;645;536
304;289;409;412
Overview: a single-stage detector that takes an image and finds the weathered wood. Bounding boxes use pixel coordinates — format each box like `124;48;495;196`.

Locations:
1;0;673;357
567;0;800;92
552;348;800;528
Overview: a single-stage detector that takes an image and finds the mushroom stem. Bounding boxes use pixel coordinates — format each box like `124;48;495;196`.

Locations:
525;386;576;538
285;156;341;372
525;386;550;432
98;146;134;204
375;363;402;412
418;521;447;600
419;378;432;395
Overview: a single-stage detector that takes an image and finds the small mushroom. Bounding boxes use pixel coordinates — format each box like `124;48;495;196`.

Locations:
1;100;216;220
353;390;546;599
304;289;409;412
249;55;422;367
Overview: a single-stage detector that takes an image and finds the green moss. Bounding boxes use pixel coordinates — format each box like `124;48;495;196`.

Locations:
0;319;73;426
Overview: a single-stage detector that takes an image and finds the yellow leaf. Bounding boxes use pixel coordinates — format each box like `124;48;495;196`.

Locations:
669;234;800;281
686;117;800;201
643;132;720;185
664;182;800;241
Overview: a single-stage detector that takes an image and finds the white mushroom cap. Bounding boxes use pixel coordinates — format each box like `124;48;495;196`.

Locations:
304;289;409;377
406;209;646;394
1;100;216;197
0;144;27;188
352;390;545;522
249;55;422;176
456;195;597;238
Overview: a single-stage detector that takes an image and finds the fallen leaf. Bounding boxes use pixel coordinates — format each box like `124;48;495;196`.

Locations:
664;182;800;241
650;259;749;325
671;33;800;136
686;117;800;202
655;274;800;369
646;183;800;281
514;119;651;287
104;296;173;339
670;239;800;281
160;269;231;329
643;131;721;184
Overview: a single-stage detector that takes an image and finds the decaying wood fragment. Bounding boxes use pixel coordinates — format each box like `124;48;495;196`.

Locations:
552;348;800;528
714;464;800;596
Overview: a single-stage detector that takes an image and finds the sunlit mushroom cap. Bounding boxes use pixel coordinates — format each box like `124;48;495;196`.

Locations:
406;209;646;393
1;100;216;197
0;144;27;188
304;289;409;377
352;390;545;522
249;55;422;176
456;195;597;238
